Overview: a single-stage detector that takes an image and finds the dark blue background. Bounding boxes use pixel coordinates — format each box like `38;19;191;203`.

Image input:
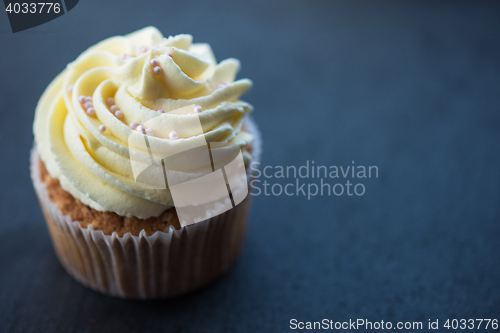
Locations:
1;1;499;332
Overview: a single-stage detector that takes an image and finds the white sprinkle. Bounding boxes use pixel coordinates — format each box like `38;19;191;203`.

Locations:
86;107;95;116
130;122;138;130
85;96;92;102
110;105;118;113
146;128;154;136
137;125;146;134
67;85;74;93
150;58;159;67
153;66;162;75
98;125;106;133
106;97;114;106
194;105;202;113
158;109;165;113
169;131;178;140
114;110;123;119
84;101;93;109
78;96;86;103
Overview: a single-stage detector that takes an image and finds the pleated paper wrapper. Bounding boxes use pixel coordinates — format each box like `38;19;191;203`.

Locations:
30;117;261;299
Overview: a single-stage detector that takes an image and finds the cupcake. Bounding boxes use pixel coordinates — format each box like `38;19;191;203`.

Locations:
31;27;261;298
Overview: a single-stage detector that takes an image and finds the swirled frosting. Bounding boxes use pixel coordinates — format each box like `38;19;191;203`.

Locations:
33;27;254;218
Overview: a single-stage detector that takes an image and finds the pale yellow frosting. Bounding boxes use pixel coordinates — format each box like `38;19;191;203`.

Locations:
33;27;254;218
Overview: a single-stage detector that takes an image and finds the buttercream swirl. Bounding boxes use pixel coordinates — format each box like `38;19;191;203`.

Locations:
33;27;254;218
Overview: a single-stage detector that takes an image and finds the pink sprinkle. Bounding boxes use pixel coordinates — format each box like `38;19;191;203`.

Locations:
158;109;165;113
114;110;123;119
137;125;146;134
145;128;154;136
167;51;173;58
150;58;159;67
110;105;118;113
86;107;95;116
194;106;202;113
85;96;92;102
130;122;138;130
67;85;74;93
78;96;86;103
120;53;128;59
106;97;114;106
169;131;178;140
139;45;148;53
98;125;106;133
84;101;93;109
153;66;162;75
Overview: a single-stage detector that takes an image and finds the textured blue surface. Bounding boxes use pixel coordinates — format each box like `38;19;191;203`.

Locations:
0;1;499;332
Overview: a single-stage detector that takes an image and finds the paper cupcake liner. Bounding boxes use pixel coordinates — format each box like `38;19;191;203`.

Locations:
30;117;261;299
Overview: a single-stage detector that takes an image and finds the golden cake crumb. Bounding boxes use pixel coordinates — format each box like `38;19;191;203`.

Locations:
39;159;181;236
